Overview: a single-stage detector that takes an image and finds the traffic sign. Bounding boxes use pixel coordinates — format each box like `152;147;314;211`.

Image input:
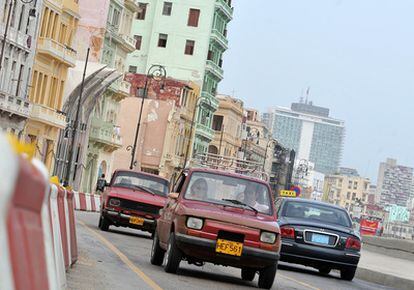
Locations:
280;190;297;197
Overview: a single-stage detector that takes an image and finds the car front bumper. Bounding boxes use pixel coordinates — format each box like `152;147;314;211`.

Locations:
280;239;360;269
175;233;279;269
103;209;156;232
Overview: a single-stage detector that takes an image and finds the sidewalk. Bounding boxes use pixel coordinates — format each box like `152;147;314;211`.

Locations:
356;248;414;290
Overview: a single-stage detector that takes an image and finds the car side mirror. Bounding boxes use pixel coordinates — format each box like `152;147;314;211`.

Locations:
168;192;179;200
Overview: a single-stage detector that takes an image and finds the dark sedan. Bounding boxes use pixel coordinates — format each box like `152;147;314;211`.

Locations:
275;198;361;281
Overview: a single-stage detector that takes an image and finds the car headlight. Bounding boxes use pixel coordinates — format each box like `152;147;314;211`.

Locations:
109;198;120;207
260;232;276;244
186;217;203;230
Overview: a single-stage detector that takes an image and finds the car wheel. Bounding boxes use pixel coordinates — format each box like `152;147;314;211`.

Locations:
98;214;110;231
258;264;277;289
164;233;182;274
150;231;165;266
318;267;331;275
241;268;256;281
340;267;357;281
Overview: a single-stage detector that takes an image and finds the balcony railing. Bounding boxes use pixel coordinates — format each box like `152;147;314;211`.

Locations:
29;103;67;129
119;80;131;97
206;60;224;81
211;29;228;50
201;91;219;109
0;91;31;118
196;123;214;140
0;23;32;51
120;34;136;52
90;118;122;149
215;0;233;20
37;37;77;67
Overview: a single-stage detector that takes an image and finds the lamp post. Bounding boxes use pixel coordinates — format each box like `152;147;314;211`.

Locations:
0;0;36;75
182;95;212;168
127;65;166;170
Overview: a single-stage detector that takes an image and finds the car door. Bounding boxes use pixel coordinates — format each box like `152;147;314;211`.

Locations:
158;172;186;245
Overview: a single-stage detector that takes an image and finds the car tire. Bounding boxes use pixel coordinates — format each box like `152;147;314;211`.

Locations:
241;268;256;281
164;233;182;274
258;264;277;289
340;267;357;281
318;267;331;275
150;231;165;266
98;214;110;231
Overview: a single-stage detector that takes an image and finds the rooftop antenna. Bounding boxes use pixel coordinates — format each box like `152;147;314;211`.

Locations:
299;88;304;103
305;86;310;104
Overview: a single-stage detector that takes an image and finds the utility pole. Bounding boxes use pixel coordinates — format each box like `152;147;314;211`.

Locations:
64;48;90;187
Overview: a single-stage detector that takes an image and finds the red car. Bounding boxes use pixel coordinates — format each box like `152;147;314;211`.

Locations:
150;168;281;289
99;170;170;237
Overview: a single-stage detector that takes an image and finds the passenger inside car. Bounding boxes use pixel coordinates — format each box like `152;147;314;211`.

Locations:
242;183;269;212
187;178;208;200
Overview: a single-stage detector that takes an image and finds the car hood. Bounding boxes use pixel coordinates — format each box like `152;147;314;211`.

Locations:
108;186;167;207
278;217;356;235
178;200;279;233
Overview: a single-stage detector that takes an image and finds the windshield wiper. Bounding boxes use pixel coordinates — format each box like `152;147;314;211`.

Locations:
222;199;258;214
128;184;157;195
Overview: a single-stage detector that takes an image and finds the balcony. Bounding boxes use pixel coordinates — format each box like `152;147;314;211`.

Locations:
215;0;233;20
37;37;77;67
89;117;122;151
211;29;228;50
0;91;31;118
201;91;219;109
29;103;67;129
196;123;214;141
120;34;136;52
125;0;140;12
0;23;31;51
205;60;224;81
119;80;132;98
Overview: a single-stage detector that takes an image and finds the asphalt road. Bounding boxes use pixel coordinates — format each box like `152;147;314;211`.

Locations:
67;212;395;290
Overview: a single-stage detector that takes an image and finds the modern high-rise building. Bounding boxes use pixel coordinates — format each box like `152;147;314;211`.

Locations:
126;0;233;156
376;158;414;207
264;101;345;174
0;0;42;136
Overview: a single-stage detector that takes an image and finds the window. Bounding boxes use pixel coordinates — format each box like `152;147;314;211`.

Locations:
136;3;147;20
184;40;195;55
158;33;168;47
212;115;223;131
162;2;172;16
187;8;200;27
128;66;137;73
134;35;142;50
112;9;120;27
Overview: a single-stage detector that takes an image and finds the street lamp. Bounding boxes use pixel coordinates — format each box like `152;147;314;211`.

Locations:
182;95;212;168
127;65;167;170
0;0;36;74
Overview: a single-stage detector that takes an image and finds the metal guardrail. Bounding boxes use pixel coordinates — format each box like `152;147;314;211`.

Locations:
191;152;269;181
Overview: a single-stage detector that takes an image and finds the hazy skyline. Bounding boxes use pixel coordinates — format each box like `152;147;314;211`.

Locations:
219;0;414;182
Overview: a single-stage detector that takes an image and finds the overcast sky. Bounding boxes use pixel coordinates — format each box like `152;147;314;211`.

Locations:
219;0;414;182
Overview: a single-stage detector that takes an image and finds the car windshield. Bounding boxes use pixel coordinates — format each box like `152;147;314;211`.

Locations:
282;201;352;228
184;172;272;215
112;171;169;197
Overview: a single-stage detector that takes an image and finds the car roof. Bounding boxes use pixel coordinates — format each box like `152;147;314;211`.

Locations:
280;197;347;211
185;167;269;186
113;169;170;183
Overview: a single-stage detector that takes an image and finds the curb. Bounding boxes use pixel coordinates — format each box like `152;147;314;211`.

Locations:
356;267;414;290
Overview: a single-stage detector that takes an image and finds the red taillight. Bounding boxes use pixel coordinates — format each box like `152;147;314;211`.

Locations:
280;226;295;239
345;236;361;250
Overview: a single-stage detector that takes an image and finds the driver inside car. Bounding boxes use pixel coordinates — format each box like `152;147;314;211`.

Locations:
187;178;208;200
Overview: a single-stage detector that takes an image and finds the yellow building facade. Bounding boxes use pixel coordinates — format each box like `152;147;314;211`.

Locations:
26;0;79;170
210;94;244;157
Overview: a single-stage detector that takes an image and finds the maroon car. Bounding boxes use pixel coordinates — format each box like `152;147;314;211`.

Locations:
99;170;170;237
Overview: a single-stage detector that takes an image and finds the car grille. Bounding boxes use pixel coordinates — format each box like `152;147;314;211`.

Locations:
303;230;338;247
217;230;245;243
120;199;160;215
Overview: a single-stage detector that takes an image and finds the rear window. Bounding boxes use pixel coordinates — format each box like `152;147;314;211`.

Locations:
282;201;352;228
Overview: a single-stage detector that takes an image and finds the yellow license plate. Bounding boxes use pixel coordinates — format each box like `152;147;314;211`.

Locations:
215;239;243;256
129;216;144;225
